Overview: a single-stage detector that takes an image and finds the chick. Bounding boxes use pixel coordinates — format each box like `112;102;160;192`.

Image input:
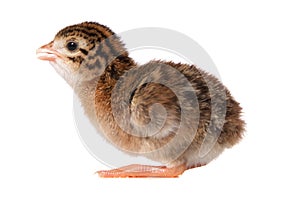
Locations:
36;22;245;177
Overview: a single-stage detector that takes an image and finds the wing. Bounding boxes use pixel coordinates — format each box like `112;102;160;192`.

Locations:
129;81;181;138
111;61;188;139
111;60;203;140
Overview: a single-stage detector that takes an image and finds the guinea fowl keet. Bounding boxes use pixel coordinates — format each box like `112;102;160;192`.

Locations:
36;22;245;177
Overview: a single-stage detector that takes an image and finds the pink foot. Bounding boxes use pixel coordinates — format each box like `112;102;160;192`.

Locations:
96;164;187;178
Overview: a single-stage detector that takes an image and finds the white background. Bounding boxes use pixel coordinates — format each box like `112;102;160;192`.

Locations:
0;0;299;197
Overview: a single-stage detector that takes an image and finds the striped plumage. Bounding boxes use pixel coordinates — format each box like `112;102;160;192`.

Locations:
37;22;245;177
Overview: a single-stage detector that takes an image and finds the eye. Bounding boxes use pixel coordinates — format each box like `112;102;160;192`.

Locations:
66;41;78;52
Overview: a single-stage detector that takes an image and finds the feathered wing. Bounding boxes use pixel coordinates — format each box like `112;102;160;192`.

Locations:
111;61;183;139
129;81;181;138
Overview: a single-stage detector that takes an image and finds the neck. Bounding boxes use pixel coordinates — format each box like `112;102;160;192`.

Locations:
74;55;137;125
103;54;137;81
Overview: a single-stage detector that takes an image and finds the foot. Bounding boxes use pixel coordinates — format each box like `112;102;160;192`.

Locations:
96;164;187;178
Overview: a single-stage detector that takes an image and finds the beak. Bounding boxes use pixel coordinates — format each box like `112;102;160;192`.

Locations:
36;41;59;61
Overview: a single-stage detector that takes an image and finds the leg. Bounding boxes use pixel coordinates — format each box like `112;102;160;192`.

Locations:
96;164;187;178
